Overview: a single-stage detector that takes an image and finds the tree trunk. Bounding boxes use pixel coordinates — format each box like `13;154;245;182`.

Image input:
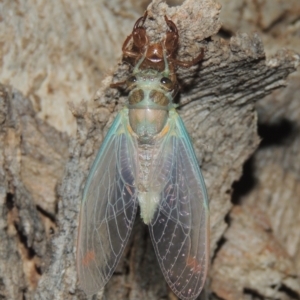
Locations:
0;0;299;299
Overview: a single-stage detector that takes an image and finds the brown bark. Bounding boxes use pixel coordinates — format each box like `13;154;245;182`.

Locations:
0;0;299;299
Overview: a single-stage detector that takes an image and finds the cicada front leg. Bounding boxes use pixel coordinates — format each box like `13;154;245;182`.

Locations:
122;12;148;59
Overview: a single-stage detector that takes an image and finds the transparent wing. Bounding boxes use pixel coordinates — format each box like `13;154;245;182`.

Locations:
149;110;209;300
77;110;138;296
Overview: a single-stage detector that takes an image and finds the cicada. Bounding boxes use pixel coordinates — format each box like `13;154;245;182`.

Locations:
77;15;209;300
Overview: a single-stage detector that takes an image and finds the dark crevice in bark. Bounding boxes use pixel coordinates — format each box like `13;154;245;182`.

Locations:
5;193;14;211
211;237;227;265
36;205;56;224
277;284;300;300
258;118;295;148
243;288;265;300
231;157;257;205
218;28;233;40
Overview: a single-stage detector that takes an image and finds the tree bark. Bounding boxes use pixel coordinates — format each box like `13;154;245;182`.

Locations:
0;0;299;299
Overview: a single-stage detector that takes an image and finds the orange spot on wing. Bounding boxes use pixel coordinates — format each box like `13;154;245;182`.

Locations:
186;256;202;273
82;250;95;266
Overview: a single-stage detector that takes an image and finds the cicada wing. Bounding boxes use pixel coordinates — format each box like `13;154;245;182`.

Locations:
77;110;138;296
149;111;209;300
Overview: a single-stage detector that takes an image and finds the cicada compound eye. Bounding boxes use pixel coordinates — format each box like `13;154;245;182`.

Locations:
126;75;137;89
160;77;173;90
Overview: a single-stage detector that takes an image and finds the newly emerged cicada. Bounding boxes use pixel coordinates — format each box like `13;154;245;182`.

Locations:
77;15;209;300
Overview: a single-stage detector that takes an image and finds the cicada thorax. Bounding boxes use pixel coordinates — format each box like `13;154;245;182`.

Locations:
126;69;174;144
128;89;169;144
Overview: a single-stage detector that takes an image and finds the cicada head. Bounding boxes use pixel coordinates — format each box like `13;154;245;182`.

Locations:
127;50;177;108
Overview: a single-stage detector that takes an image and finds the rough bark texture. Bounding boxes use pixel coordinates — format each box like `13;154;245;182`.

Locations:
210;1;300;300
0;85;68;299
0;0;299;300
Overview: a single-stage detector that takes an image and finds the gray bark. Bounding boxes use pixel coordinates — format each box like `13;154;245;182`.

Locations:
0;0;299;299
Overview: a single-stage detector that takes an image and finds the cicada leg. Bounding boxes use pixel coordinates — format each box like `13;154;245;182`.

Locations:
171;48;205;68
122;12;148;58
164;15;179;56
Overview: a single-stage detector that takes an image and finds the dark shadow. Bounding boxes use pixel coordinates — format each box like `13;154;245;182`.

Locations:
258;118;295;148
243;288;265;300
218;28;233;40
22;288;27;300
17;225;36;259
231;157;257;205
277;284;300;300
210;212;231;265
211;237;227;265
36;205;56;223
6;193;14;210
35;265;42;275
231;118;296;205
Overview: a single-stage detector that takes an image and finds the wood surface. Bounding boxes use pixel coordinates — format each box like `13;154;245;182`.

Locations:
0;0;299;299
